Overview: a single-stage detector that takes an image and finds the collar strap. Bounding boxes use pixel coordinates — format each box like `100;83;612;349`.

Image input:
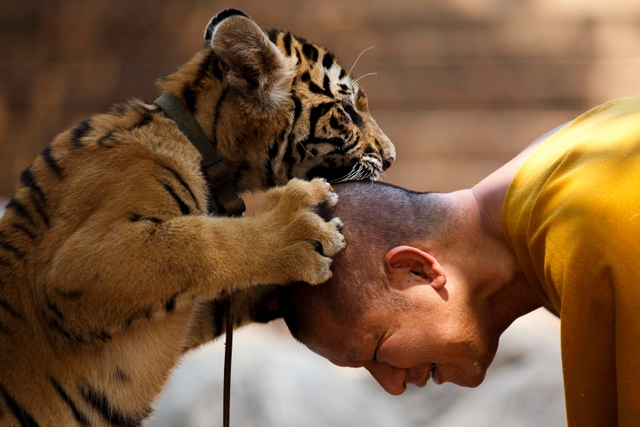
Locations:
154;92;239;427
154;92;246;217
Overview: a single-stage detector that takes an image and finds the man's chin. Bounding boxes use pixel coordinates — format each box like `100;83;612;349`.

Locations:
458;373;486;388
443;366;488;388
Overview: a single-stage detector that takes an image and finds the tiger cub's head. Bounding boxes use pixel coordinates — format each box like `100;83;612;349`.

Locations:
159;8;395;192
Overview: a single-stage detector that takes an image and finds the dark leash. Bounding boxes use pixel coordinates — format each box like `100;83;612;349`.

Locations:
155;92;245;427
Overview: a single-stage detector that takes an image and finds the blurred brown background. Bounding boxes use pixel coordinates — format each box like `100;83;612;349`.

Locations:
3;0;640;200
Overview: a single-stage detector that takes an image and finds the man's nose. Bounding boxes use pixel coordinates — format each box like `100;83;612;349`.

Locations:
364;363;407;396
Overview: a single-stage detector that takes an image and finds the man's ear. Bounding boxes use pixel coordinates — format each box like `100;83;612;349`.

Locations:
384;246;446;290
204;8;295;110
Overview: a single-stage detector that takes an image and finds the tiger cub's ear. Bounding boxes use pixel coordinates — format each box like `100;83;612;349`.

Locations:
204;8;295;110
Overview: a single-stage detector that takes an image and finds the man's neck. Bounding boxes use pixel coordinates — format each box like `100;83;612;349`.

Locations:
445;188;542;335
466;142;548;332
471;142;540;240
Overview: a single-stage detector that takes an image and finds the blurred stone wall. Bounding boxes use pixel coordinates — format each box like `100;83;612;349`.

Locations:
3;0;640;198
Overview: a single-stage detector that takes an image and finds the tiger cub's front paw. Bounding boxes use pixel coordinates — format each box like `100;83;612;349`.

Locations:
254;178;345;285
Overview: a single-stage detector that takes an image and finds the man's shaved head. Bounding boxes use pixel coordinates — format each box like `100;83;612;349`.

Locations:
278;181;451;343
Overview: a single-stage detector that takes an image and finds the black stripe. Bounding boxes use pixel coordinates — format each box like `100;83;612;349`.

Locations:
111;103;128;116
282;134;296;171
322;53;334;69
308;102;335;138
40;147;64;178
80;384;141;427
266;28;278;44
343;103;363;127
339;68;346;79
265;157;276;188
265;135;283;188
302;72;333;98
0;257;11;267
45;295;64;320
267;138;280;162
0;233;25;260
50;377;90;426
11;224;36;240
159;165;200;212
291;93;302;125
131;110;153;129
20;167;48;205
211;297;227;337
306;159;357;182
192;49;216;87
90;329;112;343
307;81;329;96
161;182;191;215
6;199;36;227
164;292;179;313
364;146;376;155
182;87;197;113
294;48;302;66
210;55;223;81
296;139;309;161
0;382;41;427
124;305;154;329
342;134;361;152
46;314;111;347
54;287;83;300
322;75;334;98
129;214;163;224
373;138;383;153
204;8;250;42
20;167;51;228
27;190;50;229
302;43;319;62
329;114;345;131
0;298;22;320
71;119;92;148
46;316;87;347
283;94;303;171
282;32;292;56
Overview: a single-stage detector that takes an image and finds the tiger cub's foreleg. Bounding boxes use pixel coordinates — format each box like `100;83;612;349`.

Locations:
40;178;343;349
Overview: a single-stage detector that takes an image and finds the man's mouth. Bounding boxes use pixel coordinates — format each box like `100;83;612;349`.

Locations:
430;363;442;385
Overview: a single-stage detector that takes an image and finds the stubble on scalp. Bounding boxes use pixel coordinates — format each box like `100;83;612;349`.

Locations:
279;180;451;342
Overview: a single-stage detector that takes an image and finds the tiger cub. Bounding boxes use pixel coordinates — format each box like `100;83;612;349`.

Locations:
0;8;395;426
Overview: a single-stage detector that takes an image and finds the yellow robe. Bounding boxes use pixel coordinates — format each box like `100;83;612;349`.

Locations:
503;98;640;426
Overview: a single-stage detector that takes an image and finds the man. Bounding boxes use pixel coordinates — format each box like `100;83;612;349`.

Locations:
278;97;640;426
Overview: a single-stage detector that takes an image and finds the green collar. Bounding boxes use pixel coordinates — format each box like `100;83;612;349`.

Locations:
154;92;245;217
